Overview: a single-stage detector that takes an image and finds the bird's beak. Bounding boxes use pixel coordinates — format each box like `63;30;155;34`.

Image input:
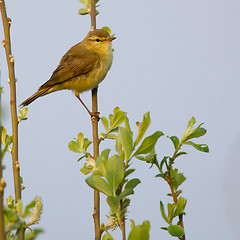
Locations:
108;37;116;42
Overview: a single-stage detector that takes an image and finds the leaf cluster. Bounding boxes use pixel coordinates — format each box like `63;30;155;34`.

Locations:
68;107;163;234
146;116;209;238
78;0;100;15
68;109;209;239
4;196;43;239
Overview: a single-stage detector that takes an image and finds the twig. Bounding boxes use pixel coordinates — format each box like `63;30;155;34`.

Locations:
120;208;126;240
92;88;101;240
165;149;186;240
0;0;21;202
0;92;5;240
0;1;23;239
90;0;96;30
89;1;101;240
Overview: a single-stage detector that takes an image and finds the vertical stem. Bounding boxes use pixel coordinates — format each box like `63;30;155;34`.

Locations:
0;1;23;239
91;88;101;240
0;88;6;240
90;2;101;240
167;175;185;240
90;0;96;30
120;214;126;240
0;0;21;203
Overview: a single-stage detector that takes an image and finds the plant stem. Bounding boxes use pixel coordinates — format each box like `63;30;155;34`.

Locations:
0;91;5;240
166;149;186;240
92;88;101;240
90;1;102;239
120;210;126;240
90;0;96;30
166;177;185;240
0;1;23;239
0;0;21;203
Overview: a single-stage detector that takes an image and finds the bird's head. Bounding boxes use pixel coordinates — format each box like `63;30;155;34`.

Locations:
84;29;116;53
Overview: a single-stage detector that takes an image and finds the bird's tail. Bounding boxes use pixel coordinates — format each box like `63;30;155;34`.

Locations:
20;88;50;107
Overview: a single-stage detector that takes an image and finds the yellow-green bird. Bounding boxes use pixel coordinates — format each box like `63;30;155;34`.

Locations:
20;29;115;116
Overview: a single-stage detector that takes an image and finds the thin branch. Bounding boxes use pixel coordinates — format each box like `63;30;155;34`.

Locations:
0;0;21;202
165;149;186;240
0;1;23;239
90;1;101;240
0;94;5;240
91;88;101;240
120;207;126;240
90;0;96;30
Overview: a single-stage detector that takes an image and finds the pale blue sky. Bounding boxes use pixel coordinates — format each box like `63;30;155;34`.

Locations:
1;0;240;239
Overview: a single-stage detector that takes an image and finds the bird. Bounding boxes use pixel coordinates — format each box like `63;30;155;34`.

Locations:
20;29;116;117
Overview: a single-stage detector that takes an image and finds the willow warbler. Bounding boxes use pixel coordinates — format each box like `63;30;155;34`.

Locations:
20;29;115;116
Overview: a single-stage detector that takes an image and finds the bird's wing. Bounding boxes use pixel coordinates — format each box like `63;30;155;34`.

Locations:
39;43;99;89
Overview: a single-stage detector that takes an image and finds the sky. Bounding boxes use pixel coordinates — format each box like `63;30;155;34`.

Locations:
0;0;240;239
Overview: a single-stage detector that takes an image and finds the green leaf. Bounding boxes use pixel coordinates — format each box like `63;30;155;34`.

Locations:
160;227;168;231
96;156;107;177
83;138;92;151
18;107;28;122
124;169;135;178
105;134;116;139
109;113;113;124
122;198;130;209
78;132;84;147
101;149;111;160
101;116;109;132
128;220;150;240
160;157;168;171
22;200;36;218
119;188;134;200
174;197;187;217
167;203;175;223
181;117;196;141
115;135;123;156
102;233;114;240
1;127;7;146
106;155;124;193
130;219;135;229
169;136;179;150
4;206;19;222
124;115;132;133
102;26;111;35
167;225;184;237
68;141;82;153
109;111;125;131
79;0;87;4
175;152;187;158
78;8;89;15
85;175;112;196
133;131;163;156
125;178;141;190
185;127;206;141
134;112;151;147
160;201;170;224
24;228;44;240
119;127;134;161
183;141;209;152
135;152;157;163
107;196;120;214
113;106;120;114
171;169;186;190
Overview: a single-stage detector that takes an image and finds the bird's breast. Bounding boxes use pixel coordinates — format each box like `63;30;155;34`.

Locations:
68;51;113;94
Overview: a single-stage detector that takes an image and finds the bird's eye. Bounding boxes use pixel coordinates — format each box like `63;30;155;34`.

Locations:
96;38;100;42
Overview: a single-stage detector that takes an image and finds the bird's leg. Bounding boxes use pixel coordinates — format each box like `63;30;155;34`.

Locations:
75;93;100;120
